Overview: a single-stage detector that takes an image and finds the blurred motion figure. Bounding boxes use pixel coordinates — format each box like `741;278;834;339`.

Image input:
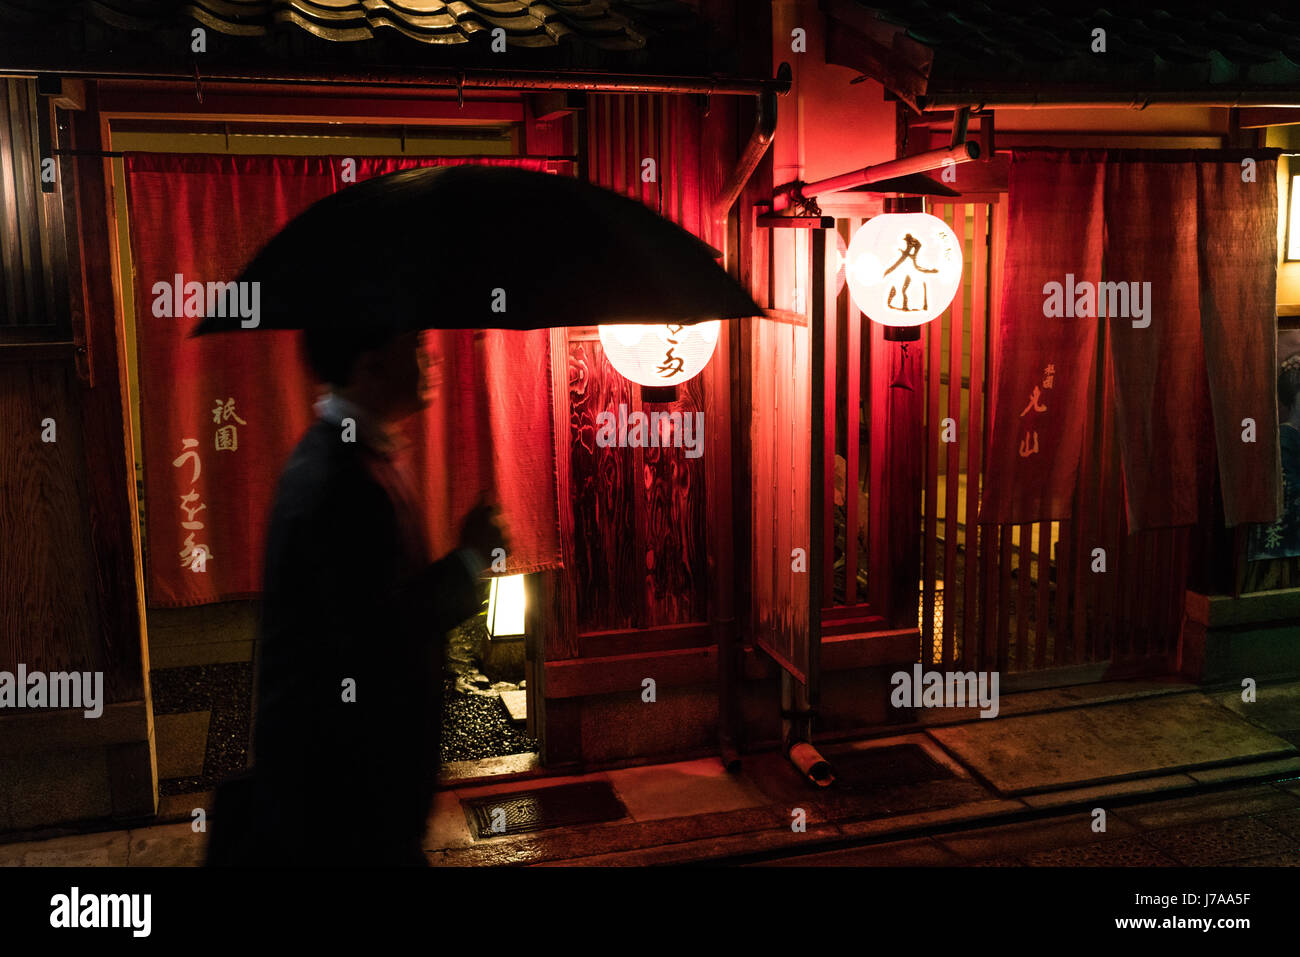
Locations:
208;325;505;867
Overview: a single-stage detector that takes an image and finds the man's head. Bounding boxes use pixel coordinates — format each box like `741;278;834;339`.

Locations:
302;324;430;424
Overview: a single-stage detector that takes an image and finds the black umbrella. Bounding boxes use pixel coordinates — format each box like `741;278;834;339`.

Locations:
192;164;760;337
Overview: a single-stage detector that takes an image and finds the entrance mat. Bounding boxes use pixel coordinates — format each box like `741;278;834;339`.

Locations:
462;781;628;839
830;744;956;790
929;692;1297;796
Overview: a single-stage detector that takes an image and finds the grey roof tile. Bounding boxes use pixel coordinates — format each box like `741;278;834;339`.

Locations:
0;0;691;50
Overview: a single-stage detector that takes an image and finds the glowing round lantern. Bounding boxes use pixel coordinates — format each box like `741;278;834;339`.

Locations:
846;208;962;340
597;321;721;387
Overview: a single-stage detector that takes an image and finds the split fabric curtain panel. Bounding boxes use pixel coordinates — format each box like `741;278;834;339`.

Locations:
980;148;1281;532
125;154;561;607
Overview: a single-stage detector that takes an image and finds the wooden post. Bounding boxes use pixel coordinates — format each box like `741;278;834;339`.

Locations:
808;228;826;715
540;328;581;766
74;85;155;817
706;317;738;766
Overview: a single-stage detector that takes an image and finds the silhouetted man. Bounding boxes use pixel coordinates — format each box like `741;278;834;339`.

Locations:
228;324;505;866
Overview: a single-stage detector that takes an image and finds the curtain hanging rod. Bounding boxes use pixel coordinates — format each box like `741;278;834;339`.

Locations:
52;149;580;160
0;64;791;97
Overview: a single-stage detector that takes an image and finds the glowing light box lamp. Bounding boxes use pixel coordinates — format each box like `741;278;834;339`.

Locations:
1286;170;1300;263
597;321;721;396
486;574;526;639
846;197;962;341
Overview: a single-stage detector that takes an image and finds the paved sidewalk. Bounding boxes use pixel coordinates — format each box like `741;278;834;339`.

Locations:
751;778;1300;866
2;678;1297;866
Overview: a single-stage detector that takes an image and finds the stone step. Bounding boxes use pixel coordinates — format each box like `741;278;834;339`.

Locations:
499;689;528;724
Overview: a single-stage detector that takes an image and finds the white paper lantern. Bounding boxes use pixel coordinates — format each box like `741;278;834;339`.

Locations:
846;212;962;335
598;321;720;387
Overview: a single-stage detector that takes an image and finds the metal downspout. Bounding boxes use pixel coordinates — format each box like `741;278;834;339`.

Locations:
707;66;787;772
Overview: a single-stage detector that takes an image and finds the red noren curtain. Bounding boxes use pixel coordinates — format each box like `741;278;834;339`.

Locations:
981;149;1281;532
125;154;560;607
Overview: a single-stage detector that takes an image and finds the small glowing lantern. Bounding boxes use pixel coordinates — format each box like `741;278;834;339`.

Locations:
597;321;721;387
846;198;962;341
486;574;526;638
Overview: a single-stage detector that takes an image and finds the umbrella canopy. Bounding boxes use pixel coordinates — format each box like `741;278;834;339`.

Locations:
192;164;760;337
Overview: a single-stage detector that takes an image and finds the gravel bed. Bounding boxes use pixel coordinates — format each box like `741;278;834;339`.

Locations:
440;676;538;763
151;619;535;794
151;662;253;797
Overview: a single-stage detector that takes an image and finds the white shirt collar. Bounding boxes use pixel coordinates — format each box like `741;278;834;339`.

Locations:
313;392;397;456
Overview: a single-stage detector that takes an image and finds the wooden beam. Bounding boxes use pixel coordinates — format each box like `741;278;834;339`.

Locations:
1239;107;1300;128
821;628;918;670
96;87;524;125
0;701;149;755
544;647;717;698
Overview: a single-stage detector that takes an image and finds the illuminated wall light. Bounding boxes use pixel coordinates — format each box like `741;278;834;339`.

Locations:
597;321;720;387
846;199;962;341
1286;170;1300;263
486;574;526;638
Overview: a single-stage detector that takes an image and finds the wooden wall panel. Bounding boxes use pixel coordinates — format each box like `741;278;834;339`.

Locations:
642;374;708;627
566;334;711;635
567;338;638;632
563;91;719;641
0;361;101;676
750;314;811;682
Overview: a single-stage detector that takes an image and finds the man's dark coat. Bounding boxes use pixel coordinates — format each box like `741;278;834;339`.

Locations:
233;419;480;866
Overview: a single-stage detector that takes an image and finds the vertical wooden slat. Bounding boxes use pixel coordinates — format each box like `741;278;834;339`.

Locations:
1118;494;1139;662
0;80;48;329
1054;520;1071;667
677;94;702;239
922;247;943;658
754;318;773;662
624;96;637;199
942;203;964;667
660;96;675;222
986;201;1010;671
611;95;624;195
996;527;1013;672
794;307;812;678
1014;523;1031;669
1161;529;1180;656
1131;531;1153;660
822;230;836;609
12;82;42;326
868;316;890;617
1166;528;1189;656
844;220;862;606
547;329;581;659
1034;520;1052;669
639;95;654;208
0;84;23;326
963;204;987;669
775;315;788;666
985;202;1010;672
920;315;941;657
596;96;609;188
809;228;826;701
